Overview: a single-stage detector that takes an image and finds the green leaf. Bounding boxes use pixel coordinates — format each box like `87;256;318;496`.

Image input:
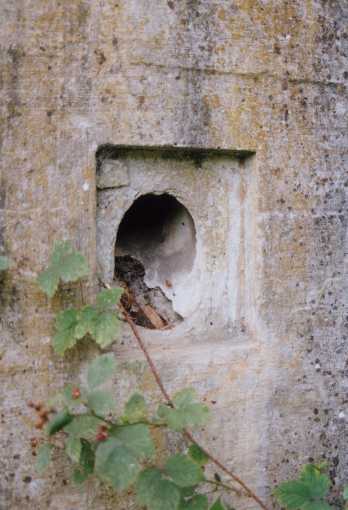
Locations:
37;241;89;297
158;389;209;432
79;439;95;475
95;437;140;491
173;389;197;407
110;424;155;461
75;306;98;339
64;415;105;440
274;464;331;510
136;468;181;510
71;439;95;484
53;309;78;355
96;288;123;310
343;486;348;500
87;354;117;389
66;436;82;463
46;409;74;436
165;454;205;488
87;389;116;417
123;393;147;423
37;267;60;298
188;444;209;466
181;487;196;498
179;495;209;510
275;480;313;509
95;311;120;348
35;443;54;473
72;467;89;484
299;465;330;498
302;503;332;510
0;256;10;271
210;499;227;510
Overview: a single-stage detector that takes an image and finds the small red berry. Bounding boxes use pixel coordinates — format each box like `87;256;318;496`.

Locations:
96;430;108;441
38;408;49;419
34;418;45;430
71;387;81;400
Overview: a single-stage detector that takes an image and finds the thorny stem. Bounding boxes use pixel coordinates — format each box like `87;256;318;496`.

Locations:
119;303;270;510
205;478;242;496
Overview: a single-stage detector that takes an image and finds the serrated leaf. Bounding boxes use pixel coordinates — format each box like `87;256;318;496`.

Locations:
123;393;147;423
95;311;120;348
96;288;123;310
158;390;209;432
136;468;181;510
157;403;209;431
75;306;98;339
72;467;89;484
87;354;117;389
179;495;209;510
38;241;89;297
79;439;95;474
87;389;116;417
181;487;196;498
274;464;331;510
64;415;105;440
35;443;54;473
46;409;74;436
95;437;140;491
110;424;155;461
165;454;205;488
343;486;348;500
53;309;78;355
173;389;197;408
210;499;226;510
0;256;10;271
302;502;332;510
299;465;330;498
274;481;315;509
71;440;94;484
66;436;82;463
37;267;60;298
188;444;209;466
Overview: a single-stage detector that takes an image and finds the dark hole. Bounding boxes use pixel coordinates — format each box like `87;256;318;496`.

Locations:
115;193;195;329
116;193;184;248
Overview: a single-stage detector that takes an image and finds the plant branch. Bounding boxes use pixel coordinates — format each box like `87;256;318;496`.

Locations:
205;478;242;496
120;304;270;510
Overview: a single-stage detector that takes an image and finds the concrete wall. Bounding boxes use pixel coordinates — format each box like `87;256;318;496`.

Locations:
0;1;347;509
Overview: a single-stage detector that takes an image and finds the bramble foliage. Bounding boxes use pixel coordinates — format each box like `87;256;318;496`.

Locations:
38;241;89;297
0;255;9;271
274;464;332;510
52;287;123;355
34;243;225;510
34;242;347;510
157;388;209;431
37;353;217;510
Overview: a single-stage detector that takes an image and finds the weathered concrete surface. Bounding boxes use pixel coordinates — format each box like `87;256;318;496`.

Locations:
0;1;347;509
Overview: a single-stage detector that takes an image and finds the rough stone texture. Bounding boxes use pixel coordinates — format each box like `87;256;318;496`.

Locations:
0;1;347;509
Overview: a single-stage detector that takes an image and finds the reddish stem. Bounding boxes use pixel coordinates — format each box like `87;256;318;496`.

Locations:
120;304;270;510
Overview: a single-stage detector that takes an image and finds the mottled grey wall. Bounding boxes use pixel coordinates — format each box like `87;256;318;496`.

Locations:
0;1;347;509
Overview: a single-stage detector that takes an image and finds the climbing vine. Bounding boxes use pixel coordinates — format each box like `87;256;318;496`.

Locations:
25;241;347;510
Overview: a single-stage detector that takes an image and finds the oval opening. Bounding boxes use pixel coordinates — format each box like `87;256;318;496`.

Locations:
114;193;196;329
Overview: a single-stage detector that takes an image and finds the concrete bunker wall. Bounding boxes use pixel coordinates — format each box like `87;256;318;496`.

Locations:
1;1;347;509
